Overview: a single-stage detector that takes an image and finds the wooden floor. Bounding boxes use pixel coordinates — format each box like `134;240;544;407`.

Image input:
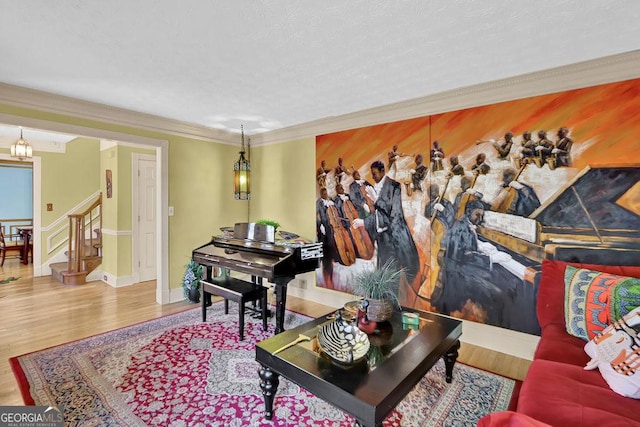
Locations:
0;258;531;405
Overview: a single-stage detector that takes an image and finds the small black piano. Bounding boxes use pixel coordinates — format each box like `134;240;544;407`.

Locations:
192;222;323;333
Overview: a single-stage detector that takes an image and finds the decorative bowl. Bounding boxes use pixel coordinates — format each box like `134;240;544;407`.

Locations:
343;300;363;316
317;319;370;365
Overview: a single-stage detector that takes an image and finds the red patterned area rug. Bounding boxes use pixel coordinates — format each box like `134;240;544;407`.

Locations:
11;302;515;426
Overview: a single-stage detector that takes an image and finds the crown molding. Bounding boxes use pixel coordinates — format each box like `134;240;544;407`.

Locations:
0;83;238;145
251;49;640;145
2;50;639;147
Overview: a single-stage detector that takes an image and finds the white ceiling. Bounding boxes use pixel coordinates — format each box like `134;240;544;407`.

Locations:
0;124;76;145
1;1;640;136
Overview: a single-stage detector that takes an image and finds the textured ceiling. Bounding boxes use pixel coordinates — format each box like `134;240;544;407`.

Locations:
1;1;640;136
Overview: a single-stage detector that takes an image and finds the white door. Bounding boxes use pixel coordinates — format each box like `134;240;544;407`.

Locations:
134;155;157;282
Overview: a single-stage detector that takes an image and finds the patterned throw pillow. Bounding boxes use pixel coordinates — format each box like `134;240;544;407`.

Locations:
564;266;640;341
584;306;640;398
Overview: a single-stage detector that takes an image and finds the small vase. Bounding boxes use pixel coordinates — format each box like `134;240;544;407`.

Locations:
188;286;200;304
366;298;394;322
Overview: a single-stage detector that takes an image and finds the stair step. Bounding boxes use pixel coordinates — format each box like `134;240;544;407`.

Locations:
60;270;89;285
50;257;101;286
50;262;67;283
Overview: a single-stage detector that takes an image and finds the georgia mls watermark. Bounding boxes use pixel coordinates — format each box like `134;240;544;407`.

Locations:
0;406;64;427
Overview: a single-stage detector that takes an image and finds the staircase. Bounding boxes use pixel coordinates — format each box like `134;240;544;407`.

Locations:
50;194;102;285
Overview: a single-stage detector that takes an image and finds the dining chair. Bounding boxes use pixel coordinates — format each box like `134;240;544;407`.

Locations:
0;223;26;266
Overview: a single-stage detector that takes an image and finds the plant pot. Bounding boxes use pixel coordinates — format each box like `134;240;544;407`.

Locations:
188;286;200;304
366;298;394;322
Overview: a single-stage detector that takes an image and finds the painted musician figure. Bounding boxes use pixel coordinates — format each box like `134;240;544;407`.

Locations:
348;170;374;218
453;175;489;220
496;168;541;217
437;200;512;327
551;126;573;168
336;184;375;261
334;157;350;184
533;130;554;168
352;161;420;288
318;186;358;286
425;183;455;229
316;188;338;287
409;153;429;192
519;131;535;165
430;141;445;172
316;160;330;188
333;184;352;229
492;131;514;160
449;155;464;176
471;153;491;175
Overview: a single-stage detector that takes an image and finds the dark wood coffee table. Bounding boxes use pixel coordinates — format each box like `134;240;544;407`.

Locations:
255;307;462;427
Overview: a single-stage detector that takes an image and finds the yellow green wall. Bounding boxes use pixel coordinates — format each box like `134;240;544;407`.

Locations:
169;136;247;270
22;137;101;262
250;138;317;240
40;137;101;226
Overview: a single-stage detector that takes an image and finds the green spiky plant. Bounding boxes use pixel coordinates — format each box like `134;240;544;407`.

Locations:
352;260;403;307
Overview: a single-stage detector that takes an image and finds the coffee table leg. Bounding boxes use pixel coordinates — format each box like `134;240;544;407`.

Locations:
443;340;460;383
258;365;280;420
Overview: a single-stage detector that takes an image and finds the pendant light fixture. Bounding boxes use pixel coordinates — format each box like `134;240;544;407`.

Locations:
10;127;33;160
234;125;250;200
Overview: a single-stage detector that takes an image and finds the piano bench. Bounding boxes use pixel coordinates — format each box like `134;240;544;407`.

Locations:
201;277;268;341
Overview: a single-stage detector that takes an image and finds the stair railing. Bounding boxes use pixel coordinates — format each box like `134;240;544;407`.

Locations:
67;193;102;274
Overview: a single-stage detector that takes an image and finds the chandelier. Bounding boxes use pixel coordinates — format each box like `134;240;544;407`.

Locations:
234;125;250;200
10;128;33;160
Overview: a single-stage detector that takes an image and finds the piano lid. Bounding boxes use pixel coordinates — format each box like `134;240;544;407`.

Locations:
531;165;640;230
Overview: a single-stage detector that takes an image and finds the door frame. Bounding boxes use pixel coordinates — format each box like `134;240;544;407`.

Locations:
0;113;171;304
132;152;157;283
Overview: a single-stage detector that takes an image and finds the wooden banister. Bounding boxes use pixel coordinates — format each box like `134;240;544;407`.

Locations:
66;193;102;275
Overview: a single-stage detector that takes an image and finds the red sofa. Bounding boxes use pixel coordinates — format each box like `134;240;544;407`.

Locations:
479;259;640;427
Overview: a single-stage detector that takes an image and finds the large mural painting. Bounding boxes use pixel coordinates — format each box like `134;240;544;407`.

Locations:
315;78;640;335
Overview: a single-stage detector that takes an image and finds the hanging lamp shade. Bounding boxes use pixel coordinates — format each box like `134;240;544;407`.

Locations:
10;128;33;160
234;125;250;200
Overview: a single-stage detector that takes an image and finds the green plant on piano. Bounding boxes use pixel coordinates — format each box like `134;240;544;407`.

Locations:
255;219;280;230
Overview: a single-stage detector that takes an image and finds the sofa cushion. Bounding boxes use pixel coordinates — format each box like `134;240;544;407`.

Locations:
564;266;640;340
537;259;640;330
534;323;591;365
584;306;640;398
517;359;640;426
477;411;552;427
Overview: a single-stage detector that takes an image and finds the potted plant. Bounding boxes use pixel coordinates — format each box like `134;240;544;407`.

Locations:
352;260;402;322
255;219;280;231
182;259;203;303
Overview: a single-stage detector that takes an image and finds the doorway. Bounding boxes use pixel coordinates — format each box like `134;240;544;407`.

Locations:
0;113;169;303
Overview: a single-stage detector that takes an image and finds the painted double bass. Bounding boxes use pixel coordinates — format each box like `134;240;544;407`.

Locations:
350;165;376;216
326;203;357;266
428;173;452;303
491;162;528;213
341;198;375;260
455;170;480;220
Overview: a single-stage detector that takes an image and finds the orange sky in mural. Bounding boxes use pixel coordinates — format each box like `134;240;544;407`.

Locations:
316;116;431;178
317;78;640;177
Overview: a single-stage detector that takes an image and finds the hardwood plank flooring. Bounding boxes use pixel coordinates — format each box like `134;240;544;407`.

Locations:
0;258;530;406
